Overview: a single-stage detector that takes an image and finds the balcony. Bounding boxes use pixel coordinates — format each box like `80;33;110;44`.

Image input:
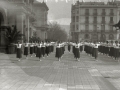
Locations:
109;21;114;24
85;21;89;24
93;21;97;24
93;12;98;16
101;21;106;24
85;12;89;16
109;12;114;16
101;12;106;16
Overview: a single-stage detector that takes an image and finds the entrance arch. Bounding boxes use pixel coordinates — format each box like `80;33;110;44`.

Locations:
0;12;4;26
0;7;7;47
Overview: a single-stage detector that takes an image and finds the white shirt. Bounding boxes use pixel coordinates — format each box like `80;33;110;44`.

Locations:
17;44;22;48
25;43;29;47
94;44;99;48
30;44;34;47
57;44;61;48
38;44;42;48
75;44;80;48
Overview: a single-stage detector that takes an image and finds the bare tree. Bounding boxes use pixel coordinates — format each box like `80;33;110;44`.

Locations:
48;22;67;41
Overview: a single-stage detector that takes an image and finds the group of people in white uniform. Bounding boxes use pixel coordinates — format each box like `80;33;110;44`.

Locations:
16;41;54;61
15;40;120;62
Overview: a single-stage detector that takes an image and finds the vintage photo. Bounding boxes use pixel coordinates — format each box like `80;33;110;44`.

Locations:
0;0;120;90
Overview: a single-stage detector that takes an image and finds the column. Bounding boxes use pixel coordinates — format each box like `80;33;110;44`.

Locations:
16;13;24;44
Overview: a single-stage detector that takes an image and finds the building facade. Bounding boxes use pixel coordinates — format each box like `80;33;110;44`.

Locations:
0;0;49;52
70;0;120;42
33;1;49;40
0;0;48;52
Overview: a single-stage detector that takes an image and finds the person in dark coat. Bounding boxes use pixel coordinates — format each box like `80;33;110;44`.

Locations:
68;42;71;52
30;42;34;57
46;41;50;57
41;41;46;58
36;42;42;61
55;42;61;61
80;42;83;52
114;41;119;61
16;41;22;61
94;42;99;61
34;41;37;56
75;42;80;61
24;42;29;59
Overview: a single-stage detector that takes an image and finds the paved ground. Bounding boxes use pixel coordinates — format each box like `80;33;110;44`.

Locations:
0;48;120;90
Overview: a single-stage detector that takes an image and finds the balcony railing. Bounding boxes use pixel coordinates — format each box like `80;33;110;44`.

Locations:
101;12;106;16
85;12;89;15
109;12;114;16
93;21;97;23
85;21;89;23
93;12;98;16
109;21;114;24
101;21;106;24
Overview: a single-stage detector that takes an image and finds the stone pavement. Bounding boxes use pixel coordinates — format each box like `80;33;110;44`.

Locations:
0;48;120;90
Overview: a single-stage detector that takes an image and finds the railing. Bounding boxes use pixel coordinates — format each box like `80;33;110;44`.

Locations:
85;12;89;15
109;21;114;24
101;12;106;16
93;21;97;23
85;21;89;23
93;12;98;15
101;21;106;24
109;12;114;16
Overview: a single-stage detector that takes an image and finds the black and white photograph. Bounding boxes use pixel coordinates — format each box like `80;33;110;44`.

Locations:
0;0;120;90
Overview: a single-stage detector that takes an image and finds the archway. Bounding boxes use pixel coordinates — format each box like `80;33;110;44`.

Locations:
0;11;5;46
0;12;4;26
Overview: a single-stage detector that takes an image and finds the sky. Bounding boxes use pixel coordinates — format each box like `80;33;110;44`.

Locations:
36;0;111;25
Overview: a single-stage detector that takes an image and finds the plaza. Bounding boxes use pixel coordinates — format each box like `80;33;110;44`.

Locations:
0;48;120;90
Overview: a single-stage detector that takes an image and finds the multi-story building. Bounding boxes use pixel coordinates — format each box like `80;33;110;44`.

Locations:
0;0;49;52
33;1;49;40
70;0;120;42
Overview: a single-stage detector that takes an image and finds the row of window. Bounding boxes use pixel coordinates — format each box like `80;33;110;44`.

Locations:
84;34;114;40
72;25;113;31
72;16;114;22
75;8;114;14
